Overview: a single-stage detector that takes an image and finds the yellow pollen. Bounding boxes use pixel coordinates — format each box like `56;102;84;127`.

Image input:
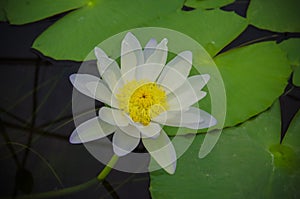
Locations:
117;80;168;126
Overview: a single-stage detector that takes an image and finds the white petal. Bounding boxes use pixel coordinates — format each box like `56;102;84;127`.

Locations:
113;128;140;156
119;124;141;138
186;110;217;129
153;107;204;128
157;51;192;93
156;107;216;129
144;38;157;60
135;63;164;81
199;130;221;158
98;107;129;127
69;74;100;99
134;122;161;138
121;32;144;81
142;130;177;174
168;91;206;111
69;117;116;143
187;74;210;91
101;60;124;93
167;75;210;110
94;47;110;76
95;47;108;59
85;81;116;107
145;38;168;66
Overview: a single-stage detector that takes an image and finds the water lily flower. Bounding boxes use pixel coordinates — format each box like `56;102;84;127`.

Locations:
69;32;217;174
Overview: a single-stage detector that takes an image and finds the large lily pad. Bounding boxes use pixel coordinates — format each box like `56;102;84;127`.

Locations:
213;41;291;127
32;4;246;60
5;0;88;25
184;0;234;9
279;38;300;86
279;39;300;68
0;0;7;21
147;9;247;57
247;0;300;33
150;101;300;199
293;67;300;86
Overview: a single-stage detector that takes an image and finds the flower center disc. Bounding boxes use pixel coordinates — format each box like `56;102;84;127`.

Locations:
117;80;168;126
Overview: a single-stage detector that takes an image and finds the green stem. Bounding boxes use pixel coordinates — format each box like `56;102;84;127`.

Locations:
97;154;119;181
11;155;119;199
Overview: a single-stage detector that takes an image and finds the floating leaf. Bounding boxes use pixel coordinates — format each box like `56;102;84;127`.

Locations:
213;41;291;127
278;38;300;86
150;101;300;199
5;0;88;25
0;0;7;21
184;0;234;9
247;0;300;33
147;9;247;57
279;39;300;68
31;0;183;61
32;4;247;60
293;67;300;86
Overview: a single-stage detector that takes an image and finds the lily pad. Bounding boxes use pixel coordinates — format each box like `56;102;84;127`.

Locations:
32;4;247;60
279;39;300;68
293;67;300;86
212;41;291;127
150;101;300;199
5;0;88;25
184;0;234;9
279;39;300;86
247;0;300;33
0;0;7;21
147;9;247;57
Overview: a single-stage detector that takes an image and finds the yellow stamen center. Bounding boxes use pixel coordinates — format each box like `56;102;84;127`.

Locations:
117;80;168;126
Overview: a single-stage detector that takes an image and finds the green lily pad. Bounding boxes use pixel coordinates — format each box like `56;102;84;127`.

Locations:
147;9;247;57
278;39;300;86
150;101;300;199
212;41;291;127
32;4;246;60
184;0;234;9
247;0;300;33
0;0;7;21
293;67;300;86
279;39;300;68
5;0;88;25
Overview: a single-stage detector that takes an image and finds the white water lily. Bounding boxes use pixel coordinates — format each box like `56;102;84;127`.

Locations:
69;32;217;174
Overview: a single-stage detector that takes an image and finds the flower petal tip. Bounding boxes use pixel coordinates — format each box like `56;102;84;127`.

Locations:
163;162;176;175
69;130;82;144
94;47;107;59
125;32;134;39
175;50;192;66
69;74;76;84
145;38;157;49
210;116;218;127
202;74;210;83
161;38;168;44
